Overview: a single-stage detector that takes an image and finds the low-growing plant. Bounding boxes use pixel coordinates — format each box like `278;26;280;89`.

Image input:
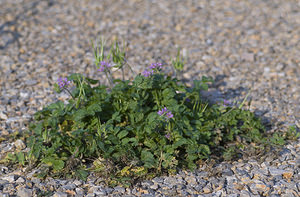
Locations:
2;39;299;187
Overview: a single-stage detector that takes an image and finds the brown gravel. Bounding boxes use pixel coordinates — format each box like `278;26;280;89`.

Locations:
0;0;299;196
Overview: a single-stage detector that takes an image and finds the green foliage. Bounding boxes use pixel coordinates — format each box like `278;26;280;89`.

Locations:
4;40;299;187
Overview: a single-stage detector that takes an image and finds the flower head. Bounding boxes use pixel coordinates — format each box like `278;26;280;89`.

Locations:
166;111;174;119
223;99;231;107
98;61;112;72
142;70;152;77
185;98;191;102
98;66;105;72
158;107;173;120
57;77;71;89
158;107;168;116
165;133;171;139
149;63;162;70
141;63;163;77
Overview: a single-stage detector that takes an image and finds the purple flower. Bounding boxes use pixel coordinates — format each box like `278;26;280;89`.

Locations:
100;61;112;68
141;63;163;77
185;98;191;102
223;99;231;107
165;133;171;139
149;63;162;70
158;107;173;120
98;61;112;72
98;66;105;72
166;112;174;119
57;77;71;89
142;70;152;77
157;107;168;116
151;63;162;70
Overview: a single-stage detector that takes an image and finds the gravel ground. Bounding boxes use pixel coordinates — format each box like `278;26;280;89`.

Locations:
0;0;299;196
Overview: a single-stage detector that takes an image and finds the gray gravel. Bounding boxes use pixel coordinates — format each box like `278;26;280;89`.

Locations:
0;0;299;196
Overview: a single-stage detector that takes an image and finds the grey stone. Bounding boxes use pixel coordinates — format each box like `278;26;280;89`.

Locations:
1;175;16;183
222;169;234;176
196;171;209;177
25;80;37;86
31;177;41;185
73;180;82;186
20;92;30;99
56;180;68;186
185;175;197;185
88;186;103;193
193;184;203;192
114;186;125;193
0;193;10;197
52;191;68;197
17;188;32;197
235;169;249;176
249;181;270;195
141;180;154;188
240;190;252;197
2;183;16;194
0;112;8;120
15;177;25;183
241;52;255;62
141;194;155;197
149;183;159;190
75;188;84;195
178;190;189;196
14;139;26;150
104;188;114;194
152;177;164;183
281;193;295;197
269;167;288;176
227;194;239;197
93;191;106;195
61;183;76;190
5;117;20;123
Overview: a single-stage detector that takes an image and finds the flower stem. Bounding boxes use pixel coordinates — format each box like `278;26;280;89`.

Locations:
63;88;75;100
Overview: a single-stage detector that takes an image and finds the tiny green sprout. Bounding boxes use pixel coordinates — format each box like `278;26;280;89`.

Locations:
172;48;186;78
92;37;106;67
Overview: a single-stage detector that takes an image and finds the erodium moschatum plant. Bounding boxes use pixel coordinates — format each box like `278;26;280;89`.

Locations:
3;39;299;188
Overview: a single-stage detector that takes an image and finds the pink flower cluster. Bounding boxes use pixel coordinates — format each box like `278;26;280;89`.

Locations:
142;63;163;77
157;107;173;119
57;77;71;89
98;61;112;72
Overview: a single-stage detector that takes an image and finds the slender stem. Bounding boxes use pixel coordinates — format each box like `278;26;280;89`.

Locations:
168;122;171;133
121;66;125;81
63;88;75;100
157;149;163;173
124;59;136;75
154;90;160;106
105;69;114;88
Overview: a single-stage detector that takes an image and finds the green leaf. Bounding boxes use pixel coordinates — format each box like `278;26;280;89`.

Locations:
121;137;138;146
111;112;121;122
141;150;155;168
73;109;88;121
85;77;99;85
75;169;89;181
52;160;65;171
34;123;43;135
42;158;64;171
144;139;157;150
117;130;128;139
173;138;187;148
87;103;102;115
54;83;62;93
162;88;175;99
